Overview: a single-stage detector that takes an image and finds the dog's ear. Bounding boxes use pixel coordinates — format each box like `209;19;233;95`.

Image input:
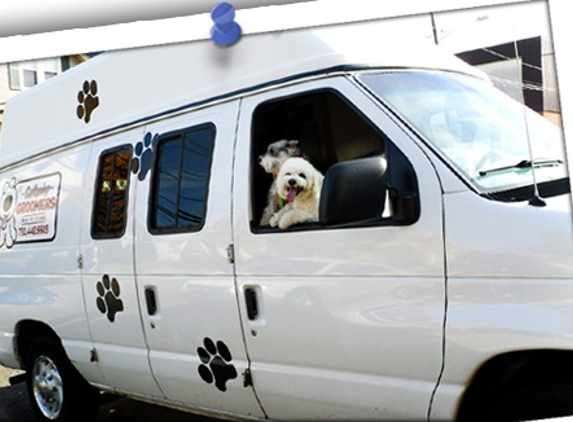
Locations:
311;169;323;195
315;171;324;194
303;164;314;189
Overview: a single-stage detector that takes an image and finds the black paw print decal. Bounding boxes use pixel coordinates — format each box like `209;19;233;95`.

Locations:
76;80;100;124
132;132;157;181
197;338;237;392
96;275;124;323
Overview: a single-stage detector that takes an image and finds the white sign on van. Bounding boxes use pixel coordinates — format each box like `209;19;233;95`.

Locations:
0;173;61;249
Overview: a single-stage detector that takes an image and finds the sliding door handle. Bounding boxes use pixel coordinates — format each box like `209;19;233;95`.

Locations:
145;287;158;316
244;287;259;320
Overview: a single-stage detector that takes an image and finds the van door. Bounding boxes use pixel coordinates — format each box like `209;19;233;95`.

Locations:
81;128;163;397
233;77;446;420
133;101;266;418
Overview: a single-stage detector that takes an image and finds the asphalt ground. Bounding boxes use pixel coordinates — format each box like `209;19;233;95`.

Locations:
0;364;222;422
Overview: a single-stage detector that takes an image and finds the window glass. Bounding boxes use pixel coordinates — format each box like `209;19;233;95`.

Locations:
92;145;132;238
252;90;406;232
359;71;567;192
154;140;180;229
13;58;60;90
150;124;215;233
22;69;37;87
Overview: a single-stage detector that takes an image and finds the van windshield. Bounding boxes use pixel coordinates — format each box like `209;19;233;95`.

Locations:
358;71;567;193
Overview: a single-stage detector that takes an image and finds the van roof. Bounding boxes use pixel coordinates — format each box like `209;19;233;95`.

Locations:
0;19;483;169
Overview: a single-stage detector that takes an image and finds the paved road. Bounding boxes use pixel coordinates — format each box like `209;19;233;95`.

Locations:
0;365;223;422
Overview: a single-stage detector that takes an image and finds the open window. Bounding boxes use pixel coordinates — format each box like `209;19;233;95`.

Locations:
251;89;420;232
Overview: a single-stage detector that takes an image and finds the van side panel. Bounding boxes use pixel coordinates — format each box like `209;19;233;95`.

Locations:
133;103;266;417
233;78;447;420
79;128;164;397
430;192;573;420
0;145;94;375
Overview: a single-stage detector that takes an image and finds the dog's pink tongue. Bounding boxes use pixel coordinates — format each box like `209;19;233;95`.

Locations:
286;190;296;202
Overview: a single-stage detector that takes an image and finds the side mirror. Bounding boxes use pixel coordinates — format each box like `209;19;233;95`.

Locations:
319;157;388;227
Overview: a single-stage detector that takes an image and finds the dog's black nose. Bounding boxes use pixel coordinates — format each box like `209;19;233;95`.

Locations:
288;178;297;187
258;156;262;163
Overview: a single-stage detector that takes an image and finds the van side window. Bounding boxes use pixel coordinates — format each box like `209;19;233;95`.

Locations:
252;89;412;232
149;124;215;234
92;145;133;239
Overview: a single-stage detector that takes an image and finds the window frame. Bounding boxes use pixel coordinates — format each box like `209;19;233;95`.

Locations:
147;123;216;236
249;87;420;234
91;144;133;240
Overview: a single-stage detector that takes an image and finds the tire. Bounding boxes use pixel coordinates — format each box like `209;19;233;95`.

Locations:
481;378;573;422
25;336;99;422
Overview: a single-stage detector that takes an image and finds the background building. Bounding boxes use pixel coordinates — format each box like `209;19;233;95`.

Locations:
431;1;561;125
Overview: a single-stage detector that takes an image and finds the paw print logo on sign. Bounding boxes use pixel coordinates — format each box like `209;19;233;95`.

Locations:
77;80;99;124
96;275;124;323
197;337;238;392
132;132;157;182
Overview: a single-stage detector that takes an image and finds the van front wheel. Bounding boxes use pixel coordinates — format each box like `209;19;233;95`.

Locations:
25;337;99;422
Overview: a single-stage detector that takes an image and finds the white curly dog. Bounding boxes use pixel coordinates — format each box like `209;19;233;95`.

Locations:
258;139;304;226
270;157;324;230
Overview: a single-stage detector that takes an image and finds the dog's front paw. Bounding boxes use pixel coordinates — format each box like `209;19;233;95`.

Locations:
269;214;279;227
278;215;293;230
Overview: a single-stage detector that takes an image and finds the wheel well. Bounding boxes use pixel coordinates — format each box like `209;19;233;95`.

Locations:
456;349;573;421
15;320;61;369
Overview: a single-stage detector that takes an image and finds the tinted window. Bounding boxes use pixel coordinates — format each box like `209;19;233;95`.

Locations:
150;124;215;233
92;145;132;238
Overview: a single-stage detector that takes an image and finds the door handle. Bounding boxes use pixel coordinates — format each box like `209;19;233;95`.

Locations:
145;287;158;316
244;287;259;320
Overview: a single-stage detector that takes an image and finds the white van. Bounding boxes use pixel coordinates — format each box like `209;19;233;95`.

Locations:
0;20;572;422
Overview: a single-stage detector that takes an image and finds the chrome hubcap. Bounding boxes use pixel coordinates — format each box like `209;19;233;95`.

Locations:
32;355;64;420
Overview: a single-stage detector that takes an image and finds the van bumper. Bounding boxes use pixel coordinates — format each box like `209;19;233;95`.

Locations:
0;331;20;369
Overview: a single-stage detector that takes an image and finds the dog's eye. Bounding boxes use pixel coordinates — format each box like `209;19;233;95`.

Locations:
285;172;291;176
299;173;306;179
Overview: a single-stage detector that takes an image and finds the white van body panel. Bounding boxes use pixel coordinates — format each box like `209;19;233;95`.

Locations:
445;192;573;279
132;102;266;417
0;144;93;369
79;127;165;397
430;191;573;420
233;77;446;420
